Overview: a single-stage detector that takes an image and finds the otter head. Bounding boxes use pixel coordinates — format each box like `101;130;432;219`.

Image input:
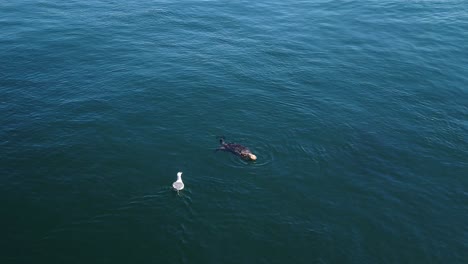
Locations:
241;150;257;161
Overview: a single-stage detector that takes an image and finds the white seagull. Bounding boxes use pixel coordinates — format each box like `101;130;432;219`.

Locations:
172;172;184;191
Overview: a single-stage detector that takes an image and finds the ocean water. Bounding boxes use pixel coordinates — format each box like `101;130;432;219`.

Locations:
1;0;467;263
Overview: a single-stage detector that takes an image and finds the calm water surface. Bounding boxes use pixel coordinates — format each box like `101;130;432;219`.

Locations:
1;0;467;263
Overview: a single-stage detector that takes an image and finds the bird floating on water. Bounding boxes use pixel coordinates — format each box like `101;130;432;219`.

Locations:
172;172;184;191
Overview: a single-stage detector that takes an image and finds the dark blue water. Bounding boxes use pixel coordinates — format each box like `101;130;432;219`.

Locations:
1;0;467;263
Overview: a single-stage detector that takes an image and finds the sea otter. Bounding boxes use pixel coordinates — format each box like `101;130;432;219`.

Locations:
217;137;257;161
